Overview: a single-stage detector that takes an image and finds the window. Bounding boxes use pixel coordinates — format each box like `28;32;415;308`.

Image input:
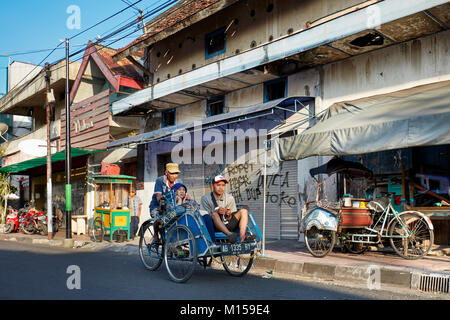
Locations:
157;153;172;177
161;108;176;127
207;95;225;117
205;27;226;59
264;77;287;102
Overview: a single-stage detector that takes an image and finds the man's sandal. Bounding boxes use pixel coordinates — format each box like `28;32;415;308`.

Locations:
243;234;257;243
227;233;238;244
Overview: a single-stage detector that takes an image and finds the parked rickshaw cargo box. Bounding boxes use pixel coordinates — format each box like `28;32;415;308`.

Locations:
340;199;373;228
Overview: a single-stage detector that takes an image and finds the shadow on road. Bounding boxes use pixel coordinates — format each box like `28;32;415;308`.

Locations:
0;240;394;300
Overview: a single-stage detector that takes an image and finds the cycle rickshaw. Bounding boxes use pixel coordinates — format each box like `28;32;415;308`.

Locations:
138;192;262;283
301;158;434;259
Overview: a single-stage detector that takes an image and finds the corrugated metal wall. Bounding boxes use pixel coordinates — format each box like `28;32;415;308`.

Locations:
180;158;299;240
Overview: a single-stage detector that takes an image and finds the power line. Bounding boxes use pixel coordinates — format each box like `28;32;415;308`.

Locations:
4;42;64;100
120;0;141;13
1;35;148;57
69;0;143;40
1;0;179;109
61;0;179;66
1;0;149;108
99;0;167;39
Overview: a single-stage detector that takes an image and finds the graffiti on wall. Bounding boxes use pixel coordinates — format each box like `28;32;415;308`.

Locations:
225;162;297;208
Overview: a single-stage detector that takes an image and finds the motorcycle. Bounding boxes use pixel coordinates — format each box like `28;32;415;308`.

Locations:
37;213;60;236
3;208;20;233
20;208;44;235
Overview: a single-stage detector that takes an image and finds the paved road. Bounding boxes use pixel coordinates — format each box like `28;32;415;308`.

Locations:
0;240;446;301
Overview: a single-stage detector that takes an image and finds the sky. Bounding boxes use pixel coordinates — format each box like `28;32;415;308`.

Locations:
0;0;179;66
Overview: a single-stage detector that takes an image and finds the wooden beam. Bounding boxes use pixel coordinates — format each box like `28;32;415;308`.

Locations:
126;55;153;79
414;183;450;203
69;41;97;105
90;49;119;91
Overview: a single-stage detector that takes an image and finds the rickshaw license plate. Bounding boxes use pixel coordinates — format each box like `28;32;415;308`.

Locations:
221;243;254;255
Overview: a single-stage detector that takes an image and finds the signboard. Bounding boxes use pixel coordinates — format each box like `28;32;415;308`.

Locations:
60;89;111;150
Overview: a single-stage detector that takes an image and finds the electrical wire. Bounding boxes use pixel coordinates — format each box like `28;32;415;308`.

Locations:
120;0;141;13
1;35;149;57
50;0;179;74
69;0;178;59
1;0;151;108
3;41;64;104
2;0;179;109
69;0;143;40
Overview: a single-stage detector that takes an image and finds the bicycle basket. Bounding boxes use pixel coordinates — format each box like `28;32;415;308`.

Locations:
368;197;390;213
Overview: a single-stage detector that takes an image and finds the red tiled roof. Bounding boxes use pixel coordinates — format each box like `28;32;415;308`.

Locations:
95;44;143;81
114;0;221;57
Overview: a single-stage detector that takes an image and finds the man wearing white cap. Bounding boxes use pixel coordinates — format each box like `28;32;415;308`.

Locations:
200;175;256;244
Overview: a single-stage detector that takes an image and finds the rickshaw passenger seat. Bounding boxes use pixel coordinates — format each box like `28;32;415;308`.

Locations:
214;232;229;240
215;212;262;242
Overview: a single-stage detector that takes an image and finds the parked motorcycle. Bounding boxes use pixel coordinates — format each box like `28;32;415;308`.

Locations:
37;213;60;236
3;208;20;233
20;207;44;235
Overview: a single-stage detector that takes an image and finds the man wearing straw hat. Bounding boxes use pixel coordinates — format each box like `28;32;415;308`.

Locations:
149;163;182;243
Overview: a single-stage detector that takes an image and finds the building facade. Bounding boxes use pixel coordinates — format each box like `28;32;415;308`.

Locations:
105;0;450;242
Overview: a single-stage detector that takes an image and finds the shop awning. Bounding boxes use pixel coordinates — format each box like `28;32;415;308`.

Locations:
279;81;450;160
107;96;314;149
0;148;103;174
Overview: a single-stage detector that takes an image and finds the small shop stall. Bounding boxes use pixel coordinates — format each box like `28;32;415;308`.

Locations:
93;175;136;241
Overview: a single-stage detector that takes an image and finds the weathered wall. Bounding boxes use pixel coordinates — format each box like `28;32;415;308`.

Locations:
72;58;108;105
8;61;43;90
148;0;368;83
151;29;450;128
318;30;450;112
139;27;450;240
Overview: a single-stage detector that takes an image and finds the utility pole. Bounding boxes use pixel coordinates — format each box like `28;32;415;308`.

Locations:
45;63;54;240
65;38;72;240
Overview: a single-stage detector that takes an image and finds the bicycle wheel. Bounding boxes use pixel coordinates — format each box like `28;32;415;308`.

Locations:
221;252;254;277
92;217;104;242
139;222;163;271
164;225;197;283
304;227;336;257
389;212;434;260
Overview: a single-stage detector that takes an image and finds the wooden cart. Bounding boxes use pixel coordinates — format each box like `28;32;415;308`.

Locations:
92;175;136;242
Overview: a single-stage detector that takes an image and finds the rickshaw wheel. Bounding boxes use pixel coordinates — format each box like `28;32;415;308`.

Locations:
389;212;434;260
221;253;254;277
304;227;336;257
164;225;197;283
139;222;163;271
92;217;104;242
344;242;367;254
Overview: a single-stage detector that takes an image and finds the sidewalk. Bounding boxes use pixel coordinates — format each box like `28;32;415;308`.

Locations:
1;227;449;293
260;240;450;293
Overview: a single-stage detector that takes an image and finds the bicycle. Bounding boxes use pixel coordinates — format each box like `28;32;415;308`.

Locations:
303;193;434;260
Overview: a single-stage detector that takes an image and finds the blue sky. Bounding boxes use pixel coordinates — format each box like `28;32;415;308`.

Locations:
0;0;179;66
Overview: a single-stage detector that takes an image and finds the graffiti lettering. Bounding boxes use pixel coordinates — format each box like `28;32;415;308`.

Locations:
244;188;297;208
229;175;252;191
226;163;254;176
257;172;290;188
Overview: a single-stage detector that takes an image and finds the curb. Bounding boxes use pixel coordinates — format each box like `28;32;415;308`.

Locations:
251;256;427;291
1;232;448;293
0;233;90;249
